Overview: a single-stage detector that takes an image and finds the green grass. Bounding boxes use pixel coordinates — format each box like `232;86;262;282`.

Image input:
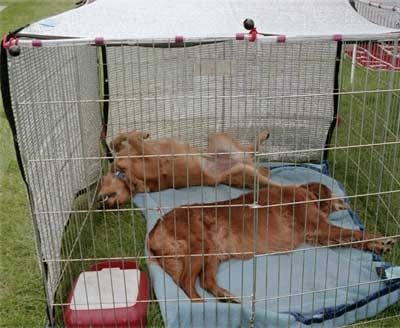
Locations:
0;1;77;327
0;2;399;326
329;56;400;326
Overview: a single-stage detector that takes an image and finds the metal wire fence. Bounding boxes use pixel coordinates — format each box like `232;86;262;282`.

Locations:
3;35;400;327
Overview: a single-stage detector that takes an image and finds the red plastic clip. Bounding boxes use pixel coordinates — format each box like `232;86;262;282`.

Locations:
175;35;184;43
236;33;245;41
333;34;343;42
32;39;42;47
95;37;104;46
277;35;286;43
249;28;257;42
2;34;19;49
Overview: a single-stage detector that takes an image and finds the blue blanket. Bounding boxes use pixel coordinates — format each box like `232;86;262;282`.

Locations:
133;163;400;327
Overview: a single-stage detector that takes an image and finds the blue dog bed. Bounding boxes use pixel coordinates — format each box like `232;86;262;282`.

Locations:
133;163;400;327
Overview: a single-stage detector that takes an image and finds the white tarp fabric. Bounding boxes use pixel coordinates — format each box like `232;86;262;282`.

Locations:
20;0;397;39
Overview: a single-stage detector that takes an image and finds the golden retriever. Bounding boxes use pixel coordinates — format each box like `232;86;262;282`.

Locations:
148;183;396;302
98;131;272;207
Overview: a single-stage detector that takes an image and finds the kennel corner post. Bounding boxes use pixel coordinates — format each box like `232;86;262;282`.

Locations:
1;38;105;326
323;40;343;161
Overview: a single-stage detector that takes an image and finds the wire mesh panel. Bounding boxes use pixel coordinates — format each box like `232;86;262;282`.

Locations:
3;35;400;327
106;40;337;162
354;0;400;28
6;44;102;306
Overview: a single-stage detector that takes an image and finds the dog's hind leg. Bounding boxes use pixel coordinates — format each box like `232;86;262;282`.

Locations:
309;221;396;255
180;255;203;301
217;163;277;188
207;131;270;154
200;255;240;303
248;130;271;153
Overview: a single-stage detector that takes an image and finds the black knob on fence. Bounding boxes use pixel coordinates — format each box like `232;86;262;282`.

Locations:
243;18;255;30
8;44;21;57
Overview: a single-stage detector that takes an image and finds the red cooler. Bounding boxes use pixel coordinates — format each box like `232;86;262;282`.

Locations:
64;260;149;328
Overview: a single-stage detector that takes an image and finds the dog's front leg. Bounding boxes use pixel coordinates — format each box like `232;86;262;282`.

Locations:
109;133;130;152
180;255;203;302
125;131;152;155
133;179;150;193
200;255;240;303
310;222;396;255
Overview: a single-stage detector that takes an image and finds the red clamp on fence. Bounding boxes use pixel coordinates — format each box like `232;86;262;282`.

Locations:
32;39;42;47
2;34;19;49
95;37;104;46
333;34;343;42
249;28;257;42
2;34;21;56
175;35;184;43
277;35;286;43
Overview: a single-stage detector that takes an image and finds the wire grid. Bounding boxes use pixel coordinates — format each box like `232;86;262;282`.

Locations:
105;40;336;162
354;0;400;28
7;44;102;306
5;37;400;327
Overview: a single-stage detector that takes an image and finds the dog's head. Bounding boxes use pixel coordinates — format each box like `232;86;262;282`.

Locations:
97;170;131;208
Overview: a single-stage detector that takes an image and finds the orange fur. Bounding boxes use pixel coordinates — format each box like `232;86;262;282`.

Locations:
98;131;271;207
148;184;396;302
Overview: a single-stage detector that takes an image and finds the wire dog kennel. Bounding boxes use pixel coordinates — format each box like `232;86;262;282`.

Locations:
1;0;399;327
352;0;400;29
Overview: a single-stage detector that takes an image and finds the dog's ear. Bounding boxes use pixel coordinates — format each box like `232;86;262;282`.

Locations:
304;183;332;200
110;161;121;173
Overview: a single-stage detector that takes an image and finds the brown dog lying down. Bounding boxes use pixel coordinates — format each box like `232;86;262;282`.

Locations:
98;131;273;207
148;183;397;303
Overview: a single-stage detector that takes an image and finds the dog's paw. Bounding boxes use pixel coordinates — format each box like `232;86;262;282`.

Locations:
367;237;397;255
332;198;349;211
259;130;270;142
258;166;271;178
113;132;129;141
127;131;150;140
219;294;241;304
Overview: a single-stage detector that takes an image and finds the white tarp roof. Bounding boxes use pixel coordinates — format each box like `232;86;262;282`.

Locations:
19;0;398;39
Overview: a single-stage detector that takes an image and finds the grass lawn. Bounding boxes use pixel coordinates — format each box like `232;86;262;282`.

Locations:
0;2;399;327
0;2;77;327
